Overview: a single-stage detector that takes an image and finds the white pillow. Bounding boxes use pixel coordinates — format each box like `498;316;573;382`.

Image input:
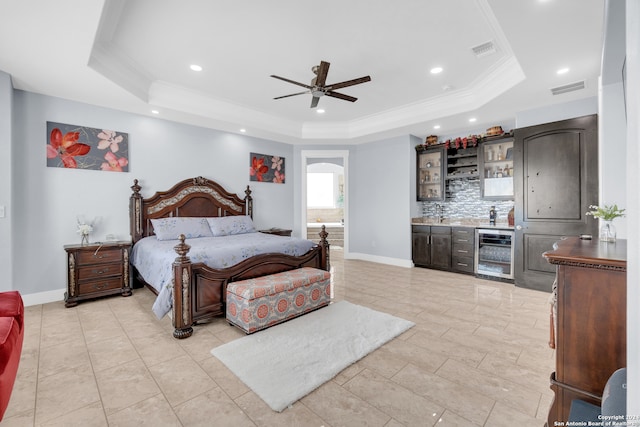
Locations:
151;217;213;241
207;216;256;237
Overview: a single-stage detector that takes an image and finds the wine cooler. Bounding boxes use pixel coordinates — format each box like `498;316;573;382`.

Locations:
475;229;515;280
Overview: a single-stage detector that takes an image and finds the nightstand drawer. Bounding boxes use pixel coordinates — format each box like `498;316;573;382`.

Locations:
77;264;123;282
78;277;123;295
77;247;123;265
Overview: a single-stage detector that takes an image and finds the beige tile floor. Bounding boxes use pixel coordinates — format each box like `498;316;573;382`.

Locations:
3;248;555;426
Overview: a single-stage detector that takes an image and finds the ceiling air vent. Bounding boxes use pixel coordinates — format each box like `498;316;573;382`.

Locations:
471;40;496;58
551;80;586;95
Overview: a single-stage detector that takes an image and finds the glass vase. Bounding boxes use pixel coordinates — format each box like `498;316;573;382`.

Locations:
81;233;89;246
599;220;617;243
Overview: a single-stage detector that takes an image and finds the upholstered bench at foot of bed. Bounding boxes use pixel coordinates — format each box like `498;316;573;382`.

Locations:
226;267;331;334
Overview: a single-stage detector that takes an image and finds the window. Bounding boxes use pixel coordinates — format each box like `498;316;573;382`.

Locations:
307;173;335;208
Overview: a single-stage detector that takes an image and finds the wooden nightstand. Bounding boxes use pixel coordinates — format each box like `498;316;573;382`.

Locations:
259;228;292;237
64;241;132;307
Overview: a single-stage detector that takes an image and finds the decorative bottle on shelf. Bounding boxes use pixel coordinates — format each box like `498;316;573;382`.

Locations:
508;207;515;226
489;206;497;225
497;145;504;160
487;148;494;161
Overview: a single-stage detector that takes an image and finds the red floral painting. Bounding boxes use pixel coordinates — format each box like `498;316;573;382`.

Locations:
46;122;129;172
250;152;285;184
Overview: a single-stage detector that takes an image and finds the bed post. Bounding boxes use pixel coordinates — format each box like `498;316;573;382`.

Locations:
244;185;253;218
130;179;143;242
319;225;330;271
172;235;194;339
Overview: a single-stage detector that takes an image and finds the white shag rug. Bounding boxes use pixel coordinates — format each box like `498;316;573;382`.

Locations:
210;300;415;412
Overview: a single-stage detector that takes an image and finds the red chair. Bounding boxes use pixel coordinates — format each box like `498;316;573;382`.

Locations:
0;291;24;421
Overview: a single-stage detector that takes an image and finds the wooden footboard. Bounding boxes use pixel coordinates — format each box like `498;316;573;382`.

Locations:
170;228;329;339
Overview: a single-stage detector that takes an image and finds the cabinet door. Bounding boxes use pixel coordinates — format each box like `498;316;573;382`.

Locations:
412;230;431;266
514;115;598;291
479;138;514;200
416;147;445;201
430;233;451;269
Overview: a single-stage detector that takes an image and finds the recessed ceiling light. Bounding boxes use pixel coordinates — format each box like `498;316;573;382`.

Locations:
151;110;159;114
469;117;477;123
316;109;325;114
430;67;443;74
557;67;570;75
240;129;246;133
433;125;441;130
190;64;203;72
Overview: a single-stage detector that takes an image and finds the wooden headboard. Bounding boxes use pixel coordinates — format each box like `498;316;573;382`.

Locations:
129;176;253;243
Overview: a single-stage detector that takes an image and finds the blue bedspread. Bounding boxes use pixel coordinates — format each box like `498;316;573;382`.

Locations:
131;232;317;318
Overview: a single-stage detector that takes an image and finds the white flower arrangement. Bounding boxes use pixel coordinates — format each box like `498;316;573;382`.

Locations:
76;216;94;236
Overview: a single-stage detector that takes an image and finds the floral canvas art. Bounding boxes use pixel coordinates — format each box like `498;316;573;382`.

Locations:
249;153;285;183
46;121;129;172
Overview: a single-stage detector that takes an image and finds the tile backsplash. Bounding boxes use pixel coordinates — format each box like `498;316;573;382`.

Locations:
419;179;514;221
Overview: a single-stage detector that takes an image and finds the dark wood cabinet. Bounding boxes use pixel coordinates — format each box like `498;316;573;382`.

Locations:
64;241;132;307
514;115;598;291
543;237;626;426
412;225;451;270
451;227;475;274
416;146;445;201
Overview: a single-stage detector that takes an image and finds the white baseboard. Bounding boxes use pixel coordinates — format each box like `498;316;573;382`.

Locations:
21;289;65;307
344;251;413;268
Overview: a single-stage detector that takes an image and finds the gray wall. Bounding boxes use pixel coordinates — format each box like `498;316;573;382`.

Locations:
10;91;294;296
350;135;413;261
0;71;13;292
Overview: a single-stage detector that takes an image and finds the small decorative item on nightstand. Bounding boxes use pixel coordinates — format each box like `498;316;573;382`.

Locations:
76;216;94;245
64;240;132;307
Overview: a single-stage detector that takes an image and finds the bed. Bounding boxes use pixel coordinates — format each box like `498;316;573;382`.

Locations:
129;176;330;339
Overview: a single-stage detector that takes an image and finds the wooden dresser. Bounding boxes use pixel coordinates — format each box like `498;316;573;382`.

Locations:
543;237;627;425
64;241;133;307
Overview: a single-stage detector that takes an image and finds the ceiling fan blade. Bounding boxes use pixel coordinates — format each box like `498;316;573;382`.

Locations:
314;61;330;87
310;96;321;108
326;76;371;91
270;75;312;89
274;91;309;100
326;91;358;102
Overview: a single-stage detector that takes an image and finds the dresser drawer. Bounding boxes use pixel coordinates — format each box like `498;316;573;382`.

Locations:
76;247;123;265
77;263;123;282
452;256;474;273
78;277;123;295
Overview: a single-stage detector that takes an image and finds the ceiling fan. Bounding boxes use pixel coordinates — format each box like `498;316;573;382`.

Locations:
271;61;371;108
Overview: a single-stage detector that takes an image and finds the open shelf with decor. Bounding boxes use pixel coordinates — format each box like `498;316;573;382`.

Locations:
446;146;479;180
